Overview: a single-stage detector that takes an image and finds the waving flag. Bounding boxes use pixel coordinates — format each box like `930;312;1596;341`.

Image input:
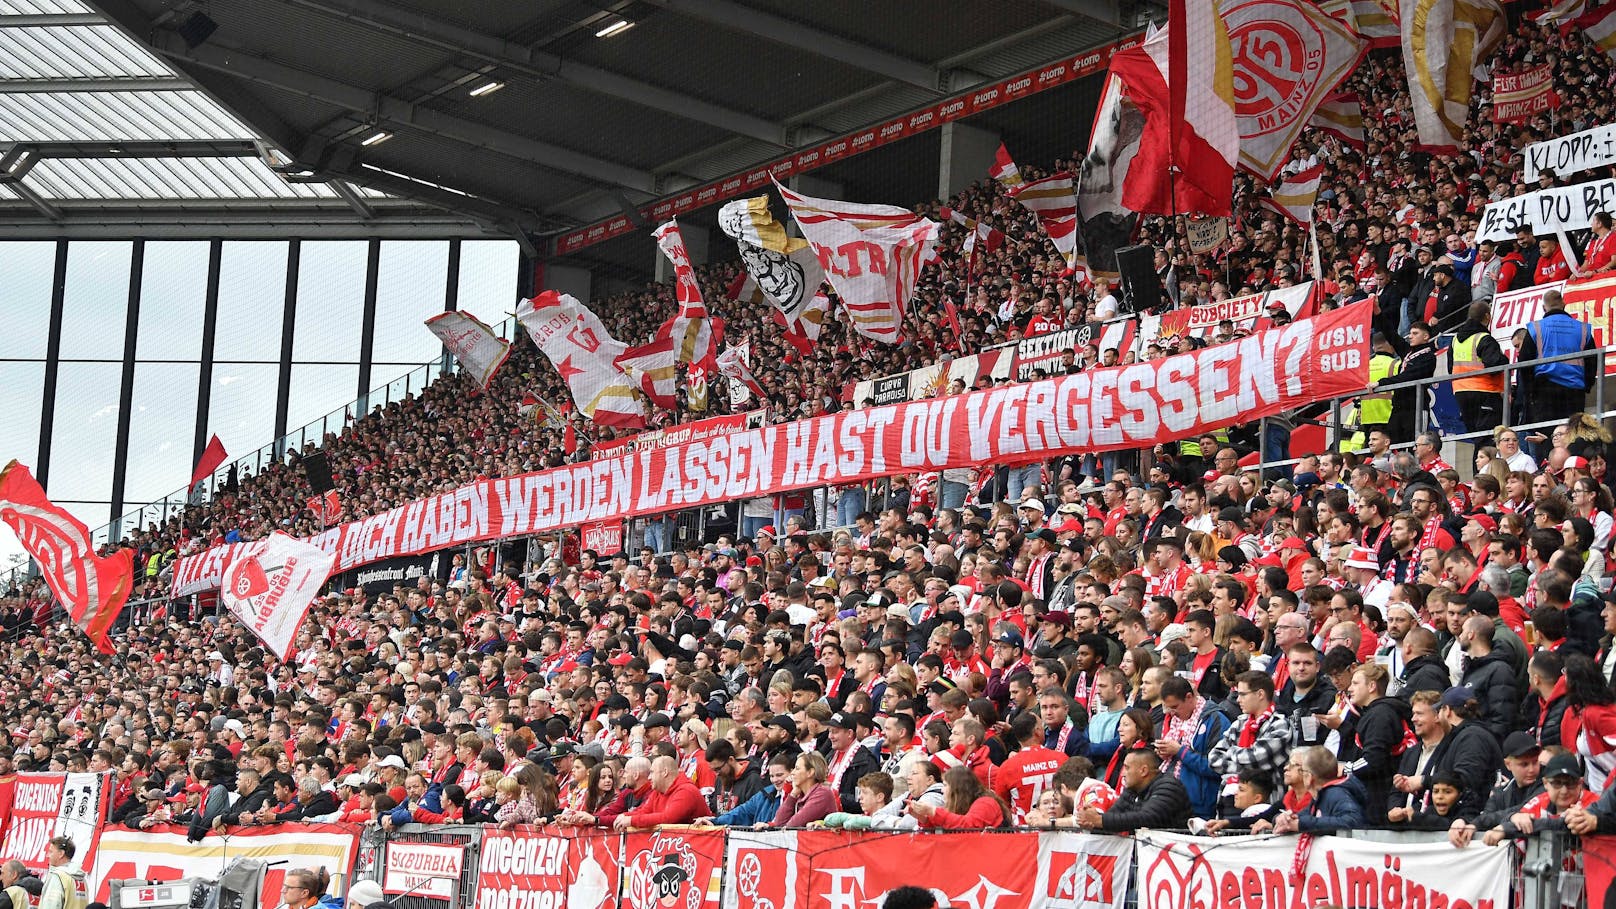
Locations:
1309;92;1366;147
939;206;1006;256
715;342;765;404
1401;0;1504;151
0;461;133;653
1260;163;1326;224
653;220;715;366
989;142;1024;193
188;433;227;492
776;180;938;343
1010;174;1082;270
1224;0;1365;181
1577;3;1616;59
720;196;830;354
615;336;678;410
1530;0;1587;30
424;310;512;388
516;291;646;428
1078;64;1145;276
220;532;334;662
1350;0;1401;45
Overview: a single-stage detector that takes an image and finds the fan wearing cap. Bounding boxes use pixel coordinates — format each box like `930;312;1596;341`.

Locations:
823;712;880;812
1342;546;1393;610
1018;497;1048;534
1449;732;1545;847
1022;529;1058;601
1423;686;1501;818
1478;753;1596;846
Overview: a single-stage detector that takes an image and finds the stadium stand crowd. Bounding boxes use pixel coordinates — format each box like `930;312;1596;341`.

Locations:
3;8;1616;848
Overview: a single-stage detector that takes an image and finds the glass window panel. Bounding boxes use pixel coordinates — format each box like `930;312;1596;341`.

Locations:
0;362;45;470
287;364;358;443
207;362;279;465
60;241;132;361
46;361;122;526
215;241;287;362
293;241;368;364
457;240;520;334
372;240;449;369
136;241;210;361
123;362;199;503
0;241;57;359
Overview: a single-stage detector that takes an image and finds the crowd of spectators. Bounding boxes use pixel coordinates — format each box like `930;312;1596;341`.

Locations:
1;3;1616;862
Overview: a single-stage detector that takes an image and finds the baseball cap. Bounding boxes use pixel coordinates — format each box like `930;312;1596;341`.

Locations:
885;603;912;623
827;712;857;730
340;774;366;788
1501;732;1541;759
376;755;406;770
1019;499;1046;515
762;715;797;736
1544;753;1584;780
994;627;1025;648
1439;685;1475;709
1467;513;1498;533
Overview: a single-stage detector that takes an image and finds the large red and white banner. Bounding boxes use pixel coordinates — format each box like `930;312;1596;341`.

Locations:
475;827;622;909
517;292;646;429
1135;830;1508;909
174;302;1370;591
1493;64;1557;123
724;829;1130;909
0;461;133;654
1489;276;1616;374
1138;282;1315;346
219;532;336;661
0;772;111;873
425;311;512;389
89;823;360;904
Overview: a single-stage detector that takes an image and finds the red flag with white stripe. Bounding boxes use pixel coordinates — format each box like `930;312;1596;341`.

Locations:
1309;92;1366;148
1008;174;1081;270
653;219;715;366
989;142;1024;193
1260;164;1326;225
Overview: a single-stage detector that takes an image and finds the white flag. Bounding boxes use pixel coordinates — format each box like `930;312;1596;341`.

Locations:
424;310;511;388
776;179;938;343
220;532;334;662
516;291;647;428
653;219;716;366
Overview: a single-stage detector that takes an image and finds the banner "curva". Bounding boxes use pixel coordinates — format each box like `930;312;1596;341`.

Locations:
172;301;1370;593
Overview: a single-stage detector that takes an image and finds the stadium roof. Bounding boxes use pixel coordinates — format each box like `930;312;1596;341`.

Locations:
2;0;1140;251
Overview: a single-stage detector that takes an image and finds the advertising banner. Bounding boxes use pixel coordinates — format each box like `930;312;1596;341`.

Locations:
88;823;360;904
474;827;621;909
722;829;1130;909
382;841;464;901
174;302;1370;590
1134;831;1509;909
0;771;110;872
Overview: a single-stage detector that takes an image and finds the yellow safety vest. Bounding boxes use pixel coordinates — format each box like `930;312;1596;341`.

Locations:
1450;333;1504;394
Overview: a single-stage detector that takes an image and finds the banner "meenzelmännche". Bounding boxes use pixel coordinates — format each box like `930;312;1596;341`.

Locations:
171;301;1371;593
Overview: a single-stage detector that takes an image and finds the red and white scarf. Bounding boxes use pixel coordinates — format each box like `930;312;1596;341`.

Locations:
1237;706;1274;748
1162;697;1207;776
828;744;860;788
1414;514;1444;562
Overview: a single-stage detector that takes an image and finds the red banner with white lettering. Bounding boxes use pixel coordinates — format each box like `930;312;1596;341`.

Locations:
0;771;111;873
172;301;1370;593
475;827;622;909
1493;64;1558;124
722;829;1130;909
621;829;726;909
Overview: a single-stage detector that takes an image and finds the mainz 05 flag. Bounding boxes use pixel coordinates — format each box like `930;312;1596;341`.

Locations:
0;461;132;653
719;196;829;353
424;310;512;388
1401;0;1504;151
220;532;334;662
776;179;938;343
1224;0;1365;180
653;219;716;366
517;291;647;428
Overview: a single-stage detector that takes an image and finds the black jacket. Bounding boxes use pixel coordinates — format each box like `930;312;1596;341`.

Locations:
1389;737;1446;817
278;790;339;822
1475;777;1546;830
1398;654;1453;701
1101;773;1191;832
1522;683;1568;747
1347;696;1413;826
1432;720;1503;818
220;782;275;826
832;745;881;813
1459;651;1519;739
1275;679;1337;748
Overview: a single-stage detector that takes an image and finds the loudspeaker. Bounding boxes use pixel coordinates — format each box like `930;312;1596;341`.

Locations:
303;453;335;494
1115;244;1163;313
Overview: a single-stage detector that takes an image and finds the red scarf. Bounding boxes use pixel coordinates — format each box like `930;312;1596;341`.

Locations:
1415;514;1444;561
1238;706;1274;748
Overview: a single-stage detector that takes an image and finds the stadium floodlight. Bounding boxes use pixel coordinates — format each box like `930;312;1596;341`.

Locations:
595;19;633;37
361;130;394;147
469;81;506;97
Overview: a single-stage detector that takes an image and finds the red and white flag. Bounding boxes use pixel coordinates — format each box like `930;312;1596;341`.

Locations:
307;489;340;525
188;433;227;492
1401;0;1504;151
1577;3;1616;60
1530;0;1587;29
1309;92;1366;148
1348;0;1401;46
424;310;512;389
220;532;334;662
516;291;647;428
652;220;716;366
1077;64;1145;276
1009;174;1081;270
1492;64;1558;123
938;206;1006;256
715;342;765;405
1223;0;1365;181
1260;163;1326;224
615;335;679;410
776;180;938;343
989;142;1024;193
0;461;133;654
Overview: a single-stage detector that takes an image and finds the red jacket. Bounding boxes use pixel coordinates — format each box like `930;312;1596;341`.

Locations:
924;796;1007;829
627;774;706;827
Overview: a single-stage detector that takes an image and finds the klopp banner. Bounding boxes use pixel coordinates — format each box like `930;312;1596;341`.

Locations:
723;829;1130;909
0;771;110;873
219;531;336;661
1135;831;1508;909
0;461;133;653
425;310;511;389
174;301;1371;590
